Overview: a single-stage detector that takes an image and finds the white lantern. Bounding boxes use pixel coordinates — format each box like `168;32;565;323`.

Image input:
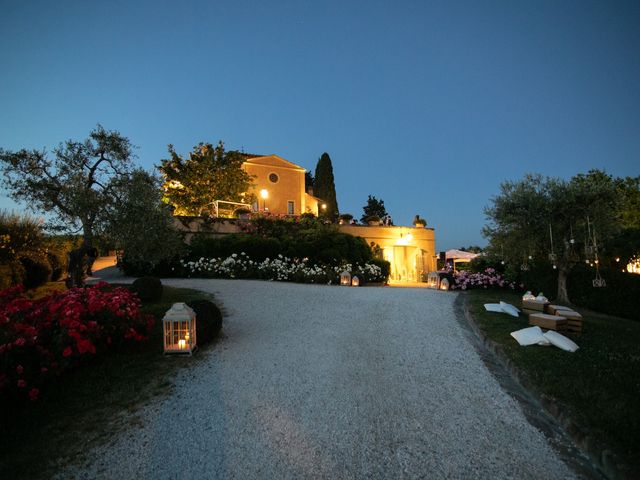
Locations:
163;303;197;355
340;270;351;286
351;275;360;287
426;272;439;289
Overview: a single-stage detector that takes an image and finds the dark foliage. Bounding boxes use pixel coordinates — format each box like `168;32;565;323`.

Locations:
189;219;374;267
131;277;163;303
568;265;640;321
361;195;387;223
314;152;339;220
19;252;52;289
0;261;25;290
186;299;223;345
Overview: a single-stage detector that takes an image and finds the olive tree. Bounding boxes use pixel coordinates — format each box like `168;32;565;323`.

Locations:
483;170;623;303
158;141;255;216
0;125;136;285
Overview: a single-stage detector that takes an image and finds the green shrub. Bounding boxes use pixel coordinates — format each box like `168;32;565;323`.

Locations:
131;277;163;303
186;299;222;345
18;252;52;289
45;250;66;281
0;261;25;290
568;265;640;321
189;234;282;262
368;258;391;283
0;211;45;264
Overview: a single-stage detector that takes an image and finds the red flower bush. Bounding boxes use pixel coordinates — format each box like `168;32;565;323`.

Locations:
0;282;154;404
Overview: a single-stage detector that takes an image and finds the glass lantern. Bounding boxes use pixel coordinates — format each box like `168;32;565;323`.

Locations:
163;303;197;355
351;275;360;287
340;270;351;286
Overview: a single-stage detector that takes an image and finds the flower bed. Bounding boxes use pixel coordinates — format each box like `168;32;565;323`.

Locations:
0;283;154;404
181;252;387;284
451;267;521;291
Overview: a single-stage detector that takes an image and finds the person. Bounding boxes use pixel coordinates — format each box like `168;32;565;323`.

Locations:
66;248;84;288
86;246;99;276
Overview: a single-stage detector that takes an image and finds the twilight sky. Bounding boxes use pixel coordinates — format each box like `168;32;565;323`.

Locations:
1;0;638;250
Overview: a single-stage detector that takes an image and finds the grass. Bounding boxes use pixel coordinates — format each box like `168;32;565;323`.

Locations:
465;289;640;475
0;284;214;480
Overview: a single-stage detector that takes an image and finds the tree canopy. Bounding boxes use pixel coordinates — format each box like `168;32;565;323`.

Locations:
0;125;135;248
314;152;339;221
105;169;184;274
361;195;388;223
483;169;631;303
158;142;255;216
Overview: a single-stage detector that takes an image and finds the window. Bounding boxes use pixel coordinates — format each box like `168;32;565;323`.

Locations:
269;173;279;183
287;201;295;215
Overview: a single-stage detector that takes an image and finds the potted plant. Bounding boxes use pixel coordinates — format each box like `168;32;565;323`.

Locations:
366;215;381;226
339;213;354;225
413;215;427;227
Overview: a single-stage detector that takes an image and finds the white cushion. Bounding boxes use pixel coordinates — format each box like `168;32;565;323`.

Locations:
511;326;548;346
500;301;520;317
543;330;579;352
484;303;503;313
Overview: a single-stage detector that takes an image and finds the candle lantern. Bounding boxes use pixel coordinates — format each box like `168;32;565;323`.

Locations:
351;275;360;287
340;270;351;286
163;302;197;355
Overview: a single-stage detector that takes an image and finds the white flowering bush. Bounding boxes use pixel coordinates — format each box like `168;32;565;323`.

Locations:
180;252;387;284
450;267;518;290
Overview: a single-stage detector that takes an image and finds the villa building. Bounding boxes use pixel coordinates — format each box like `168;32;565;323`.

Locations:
241;154;323;216
338;224;437;282
176;153;438;282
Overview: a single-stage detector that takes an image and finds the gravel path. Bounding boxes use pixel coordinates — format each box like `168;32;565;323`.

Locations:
60;279;581;479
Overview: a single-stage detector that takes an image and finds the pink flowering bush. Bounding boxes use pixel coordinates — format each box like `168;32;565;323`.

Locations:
0;282;154;404
451;267;520;291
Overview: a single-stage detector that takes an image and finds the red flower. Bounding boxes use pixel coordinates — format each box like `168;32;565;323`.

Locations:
17;379;26;388
28;388;40;401
76;338;96;355
16;365;24;375
62;346;73;357
14;337;26;347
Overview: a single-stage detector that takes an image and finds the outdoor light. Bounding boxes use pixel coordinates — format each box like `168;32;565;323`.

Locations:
260;189;269;211
427;272;439;289
340;270;351;286
321;203;327;211
351;275;360;287
163;303;197;355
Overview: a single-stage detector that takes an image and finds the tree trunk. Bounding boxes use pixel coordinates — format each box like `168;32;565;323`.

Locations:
556;266;570;305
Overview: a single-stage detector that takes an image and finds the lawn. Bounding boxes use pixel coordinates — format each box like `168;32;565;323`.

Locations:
0;284;215;480
465;289;640;477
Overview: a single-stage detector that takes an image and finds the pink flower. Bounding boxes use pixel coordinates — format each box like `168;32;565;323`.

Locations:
16;365;24;375
62;346;73;357
17;379;26;388
28;388;39;401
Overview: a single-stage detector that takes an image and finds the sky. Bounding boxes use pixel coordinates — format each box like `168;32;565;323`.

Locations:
1;0;638;250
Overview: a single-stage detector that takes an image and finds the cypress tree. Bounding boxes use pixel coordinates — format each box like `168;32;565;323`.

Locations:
314;152;339;220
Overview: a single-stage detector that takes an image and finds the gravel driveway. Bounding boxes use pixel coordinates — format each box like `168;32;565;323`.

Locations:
61;279;583;479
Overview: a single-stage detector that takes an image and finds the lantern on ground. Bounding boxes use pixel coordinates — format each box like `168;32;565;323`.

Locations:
163;303;197;355
351;275;360;287
427;272;439;289
340;270;351;286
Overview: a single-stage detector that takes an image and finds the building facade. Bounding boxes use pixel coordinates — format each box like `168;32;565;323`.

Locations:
241;155;321;216
338;224;437;282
